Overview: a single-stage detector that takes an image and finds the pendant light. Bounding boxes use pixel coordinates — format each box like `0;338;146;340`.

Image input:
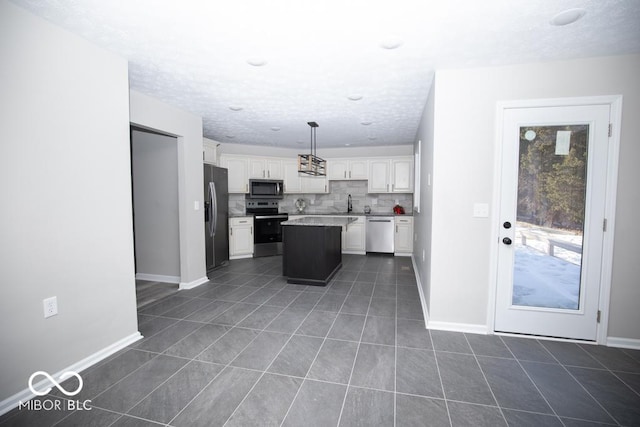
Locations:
297;121;326;176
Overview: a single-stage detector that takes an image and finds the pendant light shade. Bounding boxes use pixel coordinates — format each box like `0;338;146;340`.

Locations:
298;121;326;176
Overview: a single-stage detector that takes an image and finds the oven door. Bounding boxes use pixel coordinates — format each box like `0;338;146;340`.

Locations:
253;214;288;257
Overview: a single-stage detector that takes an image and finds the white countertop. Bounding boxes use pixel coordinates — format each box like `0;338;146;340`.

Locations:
281;216;359;227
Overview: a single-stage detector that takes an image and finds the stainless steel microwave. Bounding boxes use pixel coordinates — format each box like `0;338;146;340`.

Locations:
248;179;284;199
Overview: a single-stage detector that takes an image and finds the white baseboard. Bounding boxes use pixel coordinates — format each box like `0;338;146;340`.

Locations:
395;252;412;257
411;255;430;329
0;331;143;417
606;336;640;350
179;276;209;290
427;321;489;335
135;273;180;284
229;254;253;260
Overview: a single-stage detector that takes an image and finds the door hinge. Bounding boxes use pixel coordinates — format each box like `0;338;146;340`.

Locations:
597;310;601;323
603;218;608;232
608;123;612;137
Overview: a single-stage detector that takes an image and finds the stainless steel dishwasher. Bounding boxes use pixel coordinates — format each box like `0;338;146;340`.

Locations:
366;216;395;253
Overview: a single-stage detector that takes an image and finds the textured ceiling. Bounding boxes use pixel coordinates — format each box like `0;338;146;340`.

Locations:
11;0;640;148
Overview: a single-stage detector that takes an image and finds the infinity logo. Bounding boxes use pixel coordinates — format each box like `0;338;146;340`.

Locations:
28;371;83;396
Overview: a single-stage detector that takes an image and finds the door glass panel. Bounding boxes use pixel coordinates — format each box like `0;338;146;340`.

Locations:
512;125;588;310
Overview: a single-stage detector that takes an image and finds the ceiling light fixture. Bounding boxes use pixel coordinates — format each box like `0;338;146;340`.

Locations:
550;8;586;26
380;36;403;50
229;105;243;111
347;94;363;101
360;121;373;126
270;126;281;131
247;58;267;66
297;122;326;176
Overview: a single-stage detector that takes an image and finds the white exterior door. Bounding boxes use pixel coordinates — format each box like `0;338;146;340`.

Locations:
495;103;610;341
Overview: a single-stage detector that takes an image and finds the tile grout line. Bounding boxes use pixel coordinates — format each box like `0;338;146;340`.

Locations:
430;329;454;427
278;272;359;427
462;333;509;426
221;277;335;426
335;266;378;426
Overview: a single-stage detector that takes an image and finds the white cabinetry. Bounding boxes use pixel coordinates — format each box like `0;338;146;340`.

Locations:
328;159;368;180
229;216;253;259
203;139;218;164
282;160;303;193
394;216;413;255
249;158;282;179
391;158;413;192
301;175;328;194
368;157;413;193
220;155;249;193
343;216;366;254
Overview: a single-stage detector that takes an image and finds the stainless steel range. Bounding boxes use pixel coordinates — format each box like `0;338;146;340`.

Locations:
246;200;288;257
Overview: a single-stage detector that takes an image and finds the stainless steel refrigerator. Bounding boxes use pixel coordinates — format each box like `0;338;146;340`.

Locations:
204;165;229;274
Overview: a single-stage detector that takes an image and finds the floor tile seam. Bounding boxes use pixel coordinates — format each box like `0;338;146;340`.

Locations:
335;282;376;426
139;298;196;317
609;370;640;399
84;350;168;408
40;395;82;427
274;291;350;427
165;352;242;425
462;333;509;426
428;329;453;427
394;283;398;427
559;361;624;425
497;335;568;422
108;357;198;424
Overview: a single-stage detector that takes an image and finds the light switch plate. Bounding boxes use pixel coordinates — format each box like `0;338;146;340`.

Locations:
473;203;489;218
194;201;200;210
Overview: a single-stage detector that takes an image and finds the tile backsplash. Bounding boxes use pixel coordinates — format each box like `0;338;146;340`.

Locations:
229;180;413;215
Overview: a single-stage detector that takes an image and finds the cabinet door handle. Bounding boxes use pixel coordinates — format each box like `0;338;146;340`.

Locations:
263;170;265;178
268;170;270;178
396;225;398;233
349;171;352;178
250;226;253;234
392;183;395;191
230;227;233;236
344;171;346;178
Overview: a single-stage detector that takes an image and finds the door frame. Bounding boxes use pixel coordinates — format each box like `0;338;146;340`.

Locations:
488;95;622;344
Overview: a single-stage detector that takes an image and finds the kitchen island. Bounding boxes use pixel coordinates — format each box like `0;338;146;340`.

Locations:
281;216;358;286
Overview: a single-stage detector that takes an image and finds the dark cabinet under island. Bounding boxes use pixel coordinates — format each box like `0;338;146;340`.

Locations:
281;216;357;286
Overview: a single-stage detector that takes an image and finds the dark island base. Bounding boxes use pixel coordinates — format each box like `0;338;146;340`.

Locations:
282;225;342;286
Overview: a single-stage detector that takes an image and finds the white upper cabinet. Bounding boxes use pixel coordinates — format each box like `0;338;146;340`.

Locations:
301;175;328;193
391;158;414;192
368;157;413;193
249;157;282;179
203;139;218;164
220;154;249;193
282;159;302;193
368;159;391;192
327;159;368;180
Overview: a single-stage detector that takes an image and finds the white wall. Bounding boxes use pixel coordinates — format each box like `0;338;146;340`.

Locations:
420;54;640;340
131;129;180;281
412;79;436;319
129;91;207;288
0;0;138;404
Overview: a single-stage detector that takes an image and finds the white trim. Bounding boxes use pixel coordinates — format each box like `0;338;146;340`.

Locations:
394;252;412;257
597;96;622;345
135;273;180;284
495;331;597;345
411;254;430;329
0;332;142;416
606;336;640;350
428;321;488;335
179;276;209;290
488;95;622;345
229;254;253;260
342;251;366;255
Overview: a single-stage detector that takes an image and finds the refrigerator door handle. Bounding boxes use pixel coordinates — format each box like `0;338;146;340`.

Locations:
210;182;218;236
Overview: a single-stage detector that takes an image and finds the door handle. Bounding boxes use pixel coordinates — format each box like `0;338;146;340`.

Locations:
502;237;512;245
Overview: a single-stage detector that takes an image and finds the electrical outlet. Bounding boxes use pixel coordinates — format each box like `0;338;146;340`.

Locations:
43;297;58;318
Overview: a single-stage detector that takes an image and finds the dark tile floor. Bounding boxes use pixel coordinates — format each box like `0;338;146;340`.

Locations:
3;254;640;426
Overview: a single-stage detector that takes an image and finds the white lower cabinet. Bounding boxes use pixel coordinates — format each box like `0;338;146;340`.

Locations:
229;217;253;259
342;216;365;254
394;216;413;255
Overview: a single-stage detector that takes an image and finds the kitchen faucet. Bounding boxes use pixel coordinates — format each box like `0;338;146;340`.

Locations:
347;194;352;213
